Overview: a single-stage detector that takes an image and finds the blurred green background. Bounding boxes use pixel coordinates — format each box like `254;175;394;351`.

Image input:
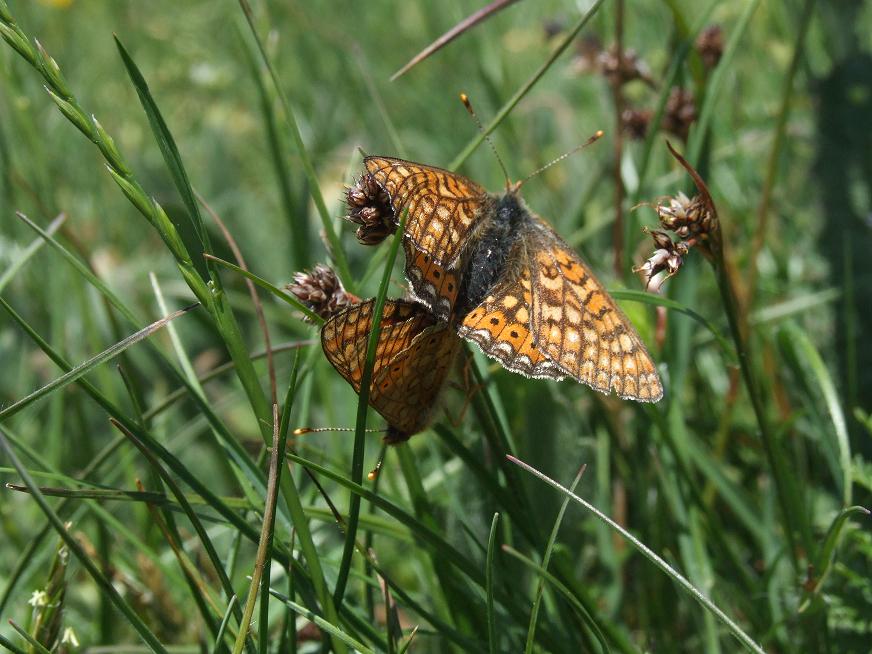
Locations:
1;0;871;652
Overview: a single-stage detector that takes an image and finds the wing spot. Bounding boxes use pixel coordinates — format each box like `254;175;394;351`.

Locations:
490;317;500;326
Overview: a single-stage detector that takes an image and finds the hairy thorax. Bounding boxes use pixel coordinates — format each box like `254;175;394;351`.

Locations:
456;193;528;316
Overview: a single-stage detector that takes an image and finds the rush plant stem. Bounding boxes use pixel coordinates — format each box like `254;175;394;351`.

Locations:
710;248;805;567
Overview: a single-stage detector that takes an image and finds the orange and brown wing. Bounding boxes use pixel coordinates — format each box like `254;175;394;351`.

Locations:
403;242;461;321
527;217;663;402
457;243;566;380
321;300;431;393
370;322;460;435
321;299;458;437
364;156;488;268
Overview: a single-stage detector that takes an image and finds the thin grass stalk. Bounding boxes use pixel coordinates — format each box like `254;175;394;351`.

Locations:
199;192;278;406
449;0;607;170
745;0;816;311
686;0;762;164
215;596;240;654
237;28;309;271
0;212;65;292
259;358;299;654
524;466;586;654
667;141;809;567
0;300;196;422
503;546;616;654
267;589;376;654
233;404;285;654
509;455;766;654
8;621;52;654
333;211;407;607
612;0;626;278
0;632;27;654
0;430;170;654
486;513;500;654
236;0;353;289
390;0;522;81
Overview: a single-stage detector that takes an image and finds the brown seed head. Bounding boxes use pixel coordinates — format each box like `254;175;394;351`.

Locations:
287;264;359;321
598;45;654;87
345;173;396;246
696;25;724;69
621;107;653;140
662;87;697;141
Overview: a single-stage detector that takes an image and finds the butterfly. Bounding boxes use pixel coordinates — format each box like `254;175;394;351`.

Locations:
320;298;461;443
353;156;663;402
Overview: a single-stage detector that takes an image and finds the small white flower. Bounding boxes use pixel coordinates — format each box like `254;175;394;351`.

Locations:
28;590;49;607
61;626;80;647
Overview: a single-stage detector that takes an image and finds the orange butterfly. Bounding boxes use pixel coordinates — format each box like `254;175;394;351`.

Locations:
353;156;663;402
321;298;461;443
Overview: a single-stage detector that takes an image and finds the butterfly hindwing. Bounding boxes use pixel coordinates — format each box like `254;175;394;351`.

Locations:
321;299;460;437
457;242;565;380
527;217;664;401
402;242;461;321
364;156;488;268
321;300;429;392
370;321;460;435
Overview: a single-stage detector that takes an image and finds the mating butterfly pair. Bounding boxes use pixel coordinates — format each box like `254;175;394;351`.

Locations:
321;155;664;442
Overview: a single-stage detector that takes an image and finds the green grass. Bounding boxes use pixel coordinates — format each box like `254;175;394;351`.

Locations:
2;0;872;652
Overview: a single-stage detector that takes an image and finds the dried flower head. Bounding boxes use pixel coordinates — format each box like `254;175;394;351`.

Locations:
655;191;714;239
571;34;603;73
345;173;397;246
287;264;359;321
621;107;653;140
661;87;697;141
635;142;721;290
597;45;654;88
542;17;565;41
696;25;724;69
634;229;690;291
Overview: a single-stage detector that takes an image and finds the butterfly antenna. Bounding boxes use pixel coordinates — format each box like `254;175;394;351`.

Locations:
366;443;388;481
460;92;511;189
293;426;387;435
516;130;605;190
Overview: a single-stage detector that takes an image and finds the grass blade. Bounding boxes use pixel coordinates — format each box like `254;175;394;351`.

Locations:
114;36;210;254
508;454;766;654
0;300;197;422
0;429;170;654
333;211;407;606
486;512;500;654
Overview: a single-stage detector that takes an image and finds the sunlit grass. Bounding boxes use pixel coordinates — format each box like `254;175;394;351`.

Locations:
1;1;871;653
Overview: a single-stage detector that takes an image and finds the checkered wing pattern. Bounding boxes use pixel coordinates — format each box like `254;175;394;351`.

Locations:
321;299;460;437
364;156;488;268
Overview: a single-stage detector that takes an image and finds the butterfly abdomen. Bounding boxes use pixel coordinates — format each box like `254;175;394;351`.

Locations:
456;193;528;315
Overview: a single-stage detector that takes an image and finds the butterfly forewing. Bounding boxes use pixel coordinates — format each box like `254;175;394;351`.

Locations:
527;218;664;401
364;156;488;268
